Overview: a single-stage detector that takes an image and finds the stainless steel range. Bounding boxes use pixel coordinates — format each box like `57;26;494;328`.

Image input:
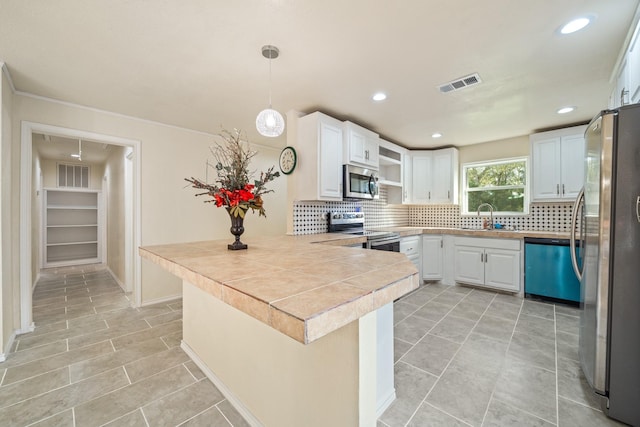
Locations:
327;212;400;251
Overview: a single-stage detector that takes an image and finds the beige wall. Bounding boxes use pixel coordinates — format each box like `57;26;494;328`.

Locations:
41;158;104;190
457;135;529;165
1;66;14;357
104;146;126;287
31;150;42;282
11;93;287;307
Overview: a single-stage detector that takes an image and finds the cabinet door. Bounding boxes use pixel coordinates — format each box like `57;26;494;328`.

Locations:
453;245;484;285
403;154;413;204
431;151;452;203
532;137;561;200
364;136;379;168
412;154;433;204
348;129;367;165
628;23;640;104
319;121;343;200
484;248;520;292
560;134;585;199
423;235;443;280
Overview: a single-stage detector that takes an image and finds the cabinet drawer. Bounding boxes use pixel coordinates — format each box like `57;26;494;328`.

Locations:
453;236;520;251
400;236;421;256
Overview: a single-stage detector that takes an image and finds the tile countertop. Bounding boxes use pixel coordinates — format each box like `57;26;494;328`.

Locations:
376;226;571;240
139;233;419;345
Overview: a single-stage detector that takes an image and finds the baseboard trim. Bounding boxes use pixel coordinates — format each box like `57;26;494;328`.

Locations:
0;331;17;362
105;266;127;292
180;341;263;427
376;388;397;418
139;294;182;307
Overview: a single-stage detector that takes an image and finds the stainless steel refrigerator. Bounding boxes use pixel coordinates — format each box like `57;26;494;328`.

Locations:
570;104;640;426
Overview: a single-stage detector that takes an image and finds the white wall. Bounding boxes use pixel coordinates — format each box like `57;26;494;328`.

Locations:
1;65;15;358
40;158;105;190
12;93;287;309
104;146;126;287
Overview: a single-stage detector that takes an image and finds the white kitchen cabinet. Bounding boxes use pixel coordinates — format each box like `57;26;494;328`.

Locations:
343;121;379;169
378;139;406;204
402;153;412;204
412;152;432;204
400;235;422;280
411;148;458;204
627;21;640;104
530;125;587;201
453;236;521;292
422;234;443;281
294;112;344;201
44;188;102;267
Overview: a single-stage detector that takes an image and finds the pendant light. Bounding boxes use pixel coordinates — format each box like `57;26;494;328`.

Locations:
256;45;285;137
71;139;82;161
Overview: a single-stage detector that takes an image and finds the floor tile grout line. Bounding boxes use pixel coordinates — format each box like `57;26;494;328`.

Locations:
557;394;606;413
402;291;500;425
122;366;133;385
479;294;525;427
72;407;77;427
214;400;235;427
422;402;474;427
0;366;6;386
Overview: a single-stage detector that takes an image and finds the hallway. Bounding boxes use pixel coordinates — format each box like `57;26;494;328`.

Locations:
0;265;249;426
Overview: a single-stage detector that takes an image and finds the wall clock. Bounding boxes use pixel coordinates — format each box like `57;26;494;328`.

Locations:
279;146;297;175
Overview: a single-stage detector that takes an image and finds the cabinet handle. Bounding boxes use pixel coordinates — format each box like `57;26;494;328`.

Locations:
556;184;560;195
440;240;443;248
428;191;431;200
480;253;483;262
365;150;369;160
562;184;565;195
621;88;629;106
448;190;450;199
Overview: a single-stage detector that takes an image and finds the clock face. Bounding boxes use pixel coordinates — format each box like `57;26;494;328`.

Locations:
279;146;297;175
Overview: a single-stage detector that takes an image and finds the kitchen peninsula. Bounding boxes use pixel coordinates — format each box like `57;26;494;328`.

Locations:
139;233;419;427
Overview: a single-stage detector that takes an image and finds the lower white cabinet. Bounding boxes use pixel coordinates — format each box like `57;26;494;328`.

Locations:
453;237;521;292
422;235;443;281
400;235;422;280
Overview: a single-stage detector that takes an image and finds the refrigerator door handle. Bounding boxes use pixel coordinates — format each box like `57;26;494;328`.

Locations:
570;187;584;280
636;196;640;223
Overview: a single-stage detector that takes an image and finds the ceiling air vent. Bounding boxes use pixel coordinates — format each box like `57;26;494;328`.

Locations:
438;73;482;93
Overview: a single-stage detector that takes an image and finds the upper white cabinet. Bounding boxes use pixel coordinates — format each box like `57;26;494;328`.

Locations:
411;148;458;204
343;121;379;169
295;112;344;201
530;125;587;201
378;139;406;204
611;17;640;107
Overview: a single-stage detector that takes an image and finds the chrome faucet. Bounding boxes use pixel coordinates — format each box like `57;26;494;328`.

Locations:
476;203;495;229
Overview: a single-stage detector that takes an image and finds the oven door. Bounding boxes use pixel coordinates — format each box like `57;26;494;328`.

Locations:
343;165;379;200
368;237;400;252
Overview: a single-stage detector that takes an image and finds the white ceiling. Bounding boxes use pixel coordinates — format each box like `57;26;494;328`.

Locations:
2;1;639;150
33;133;114;164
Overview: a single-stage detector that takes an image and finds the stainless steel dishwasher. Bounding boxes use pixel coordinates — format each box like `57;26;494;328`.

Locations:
524;237;580;304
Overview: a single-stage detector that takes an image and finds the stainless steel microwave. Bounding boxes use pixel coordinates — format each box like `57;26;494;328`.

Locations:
343;165;379;200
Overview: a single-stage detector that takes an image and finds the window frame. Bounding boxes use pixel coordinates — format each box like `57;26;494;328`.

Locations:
461;156;530;216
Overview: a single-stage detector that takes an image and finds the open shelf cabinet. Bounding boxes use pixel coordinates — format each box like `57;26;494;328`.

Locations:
44;188;102;267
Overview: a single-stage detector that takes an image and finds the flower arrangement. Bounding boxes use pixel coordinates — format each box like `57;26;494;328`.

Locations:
185;129;280;218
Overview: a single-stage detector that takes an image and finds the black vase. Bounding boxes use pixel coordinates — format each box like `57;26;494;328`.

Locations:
227;209;248;250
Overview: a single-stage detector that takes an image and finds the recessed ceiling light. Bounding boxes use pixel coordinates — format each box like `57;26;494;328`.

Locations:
559;16;593;34
372;92;387;101
432;132;443;138
557;106;575;114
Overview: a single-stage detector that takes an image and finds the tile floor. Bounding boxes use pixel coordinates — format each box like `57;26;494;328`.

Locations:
0;264;249;427
380;283;626;427
1;265;627;427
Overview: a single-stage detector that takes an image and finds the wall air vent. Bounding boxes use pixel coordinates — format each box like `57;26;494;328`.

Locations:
438;73;482;93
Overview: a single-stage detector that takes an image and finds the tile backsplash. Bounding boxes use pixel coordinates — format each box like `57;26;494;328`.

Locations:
292;190;575;234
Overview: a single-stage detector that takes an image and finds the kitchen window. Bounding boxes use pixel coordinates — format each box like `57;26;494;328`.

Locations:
462;157;529;215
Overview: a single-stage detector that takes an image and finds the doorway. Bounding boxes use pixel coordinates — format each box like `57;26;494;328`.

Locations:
19;122;141;333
